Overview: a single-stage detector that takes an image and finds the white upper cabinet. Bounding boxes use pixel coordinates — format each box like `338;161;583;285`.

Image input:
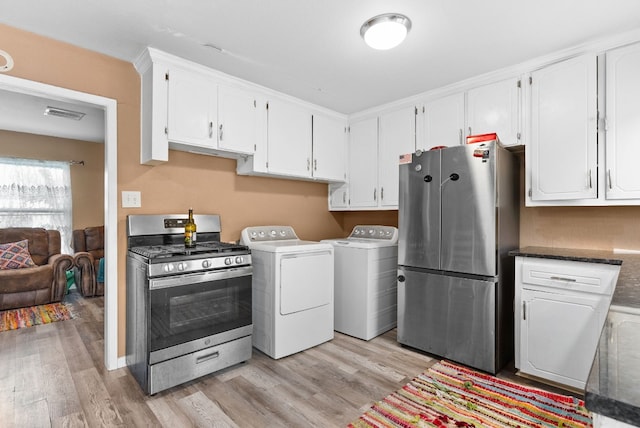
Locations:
217;84;259;155
167;66;217;148
328;182;349;210
347;117;379;208
378;107;416;208
418;92;464;150
467;77;521;147
605;42;640;200
266;97;313;178
312;113;347;182
529;53;598;202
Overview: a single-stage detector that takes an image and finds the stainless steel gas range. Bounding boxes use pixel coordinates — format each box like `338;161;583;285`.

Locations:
125;214;252;395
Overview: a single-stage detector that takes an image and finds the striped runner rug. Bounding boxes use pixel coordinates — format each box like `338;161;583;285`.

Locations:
0;302;75;332
349;360;592;427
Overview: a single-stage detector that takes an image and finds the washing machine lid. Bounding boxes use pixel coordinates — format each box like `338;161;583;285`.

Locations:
321;238;397;249
248;240;333;253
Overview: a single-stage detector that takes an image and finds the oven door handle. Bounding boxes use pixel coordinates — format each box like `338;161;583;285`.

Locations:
149;265;253;290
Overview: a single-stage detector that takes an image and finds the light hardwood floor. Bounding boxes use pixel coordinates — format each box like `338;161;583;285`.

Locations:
0;289;580;427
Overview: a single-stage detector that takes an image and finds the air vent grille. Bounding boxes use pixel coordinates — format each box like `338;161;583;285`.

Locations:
44;106;85;120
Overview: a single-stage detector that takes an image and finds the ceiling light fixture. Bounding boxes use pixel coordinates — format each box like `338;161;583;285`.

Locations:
360;13;412;50
44;106;86;120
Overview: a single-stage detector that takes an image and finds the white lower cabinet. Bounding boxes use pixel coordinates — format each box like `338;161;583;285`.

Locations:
519;288;608;389
515;257;619;390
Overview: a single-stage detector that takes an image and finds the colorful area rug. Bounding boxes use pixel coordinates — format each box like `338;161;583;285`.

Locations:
349;360;592;428
0;302;75;332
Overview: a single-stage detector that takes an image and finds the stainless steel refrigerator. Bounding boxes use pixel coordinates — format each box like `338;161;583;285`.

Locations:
397;141;519;374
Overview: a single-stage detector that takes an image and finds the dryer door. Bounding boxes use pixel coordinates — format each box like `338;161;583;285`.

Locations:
279;250;333;315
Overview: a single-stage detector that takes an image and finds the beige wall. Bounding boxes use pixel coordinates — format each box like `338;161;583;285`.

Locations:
0;130;104;231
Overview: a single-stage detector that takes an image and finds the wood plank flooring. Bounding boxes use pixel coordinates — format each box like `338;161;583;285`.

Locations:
0;289;581;427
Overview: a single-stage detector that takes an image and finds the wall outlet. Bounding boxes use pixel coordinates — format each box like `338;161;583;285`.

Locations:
122;191;141;208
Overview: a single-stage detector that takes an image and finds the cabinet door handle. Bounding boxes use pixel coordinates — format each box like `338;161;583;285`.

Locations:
522;301;526;320
373;188;377;201
550;276;577;282
608;169;613;189
314;159;317;171
587;169;593;189
342;192;346;204
219;124;224;141
307;158;310;171
459;129;463;145
208;121;213;138
468;126;472;136
381;187;384;200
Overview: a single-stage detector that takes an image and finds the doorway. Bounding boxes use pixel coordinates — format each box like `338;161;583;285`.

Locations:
0;73;119;370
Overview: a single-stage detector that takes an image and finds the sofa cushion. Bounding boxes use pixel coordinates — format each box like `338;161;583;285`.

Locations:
84;226;104;253
0;240;36;270
0;228;51;265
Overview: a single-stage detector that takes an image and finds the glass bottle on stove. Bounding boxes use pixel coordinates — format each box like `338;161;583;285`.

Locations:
184;208;197;248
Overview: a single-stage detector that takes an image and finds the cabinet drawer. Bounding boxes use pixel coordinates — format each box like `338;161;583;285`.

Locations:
520;258;619;295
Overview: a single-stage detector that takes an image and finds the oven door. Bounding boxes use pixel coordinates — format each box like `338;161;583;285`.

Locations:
148;266;252;353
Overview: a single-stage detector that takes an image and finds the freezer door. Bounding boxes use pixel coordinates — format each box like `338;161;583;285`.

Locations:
440;143;496;276
397;268;498;373
398;150;441;270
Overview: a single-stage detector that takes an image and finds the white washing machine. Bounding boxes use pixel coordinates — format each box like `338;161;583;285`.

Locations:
240;226;334;359
322;225;398;341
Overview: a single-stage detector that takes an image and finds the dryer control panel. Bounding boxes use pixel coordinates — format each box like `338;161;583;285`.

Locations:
349;225;398;243
240;226;299;244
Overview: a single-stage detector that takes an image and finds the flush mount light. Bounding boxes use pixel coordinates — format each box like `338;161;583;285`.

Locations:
44;106;86;120
360;13;412;50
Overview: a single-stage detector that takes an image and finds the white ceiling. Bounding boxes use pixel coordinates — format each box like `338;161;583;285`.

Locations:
1;0;640;140
0;89;105;143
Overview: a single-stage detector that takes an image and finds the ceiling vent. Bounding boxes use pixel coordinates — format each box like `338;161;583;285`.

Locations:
44;106;86;120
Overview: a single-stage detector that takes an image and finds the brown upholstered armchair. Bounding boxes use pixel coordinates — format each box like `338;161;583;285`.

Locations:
0;228;74;310
72;226;105;297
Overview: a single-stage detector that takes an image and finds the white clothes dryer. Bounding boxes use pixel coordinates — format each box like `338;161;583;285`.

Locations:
240;226;334;359
322;225;398;341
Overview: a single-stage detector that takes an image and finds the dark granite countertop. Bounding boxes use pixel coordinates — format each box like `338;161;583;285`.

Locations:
510;247;640;426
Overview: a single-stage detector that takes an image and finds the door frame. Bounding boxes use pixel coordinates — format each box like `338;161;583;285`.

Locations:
0;73;119;370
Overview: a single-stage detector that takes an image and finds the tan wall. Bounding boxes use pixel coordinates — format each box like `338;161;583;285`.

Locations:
516;153;640;250
0;130;104;231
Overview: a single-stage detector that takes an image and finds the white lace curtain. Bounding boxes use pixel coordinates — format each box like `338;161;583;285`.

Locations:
0;157;73;254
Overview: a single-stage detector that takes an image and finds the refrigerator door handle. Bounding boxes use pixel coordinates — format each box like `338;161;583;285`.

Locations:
441;172;460;186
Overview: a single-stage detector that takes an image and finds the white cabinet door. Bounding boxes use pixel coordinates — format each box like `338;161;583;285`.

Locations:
348;117;378;208
378;107;416;208
266;98;312;178
605;42;640;200
419;93;464;150
467;77;521;146
312;113;347;182
328;183;349;210
217;84;258;155
167;67;217;147
530;54;598;201
519;288;607;389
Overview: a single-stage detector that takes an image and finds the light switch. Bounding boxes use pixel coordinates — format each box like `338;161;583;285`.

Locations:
122;191;141;208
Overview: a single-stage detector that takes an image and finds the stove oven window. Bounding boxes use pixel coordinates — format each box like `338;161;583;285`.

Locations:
149;275;251;352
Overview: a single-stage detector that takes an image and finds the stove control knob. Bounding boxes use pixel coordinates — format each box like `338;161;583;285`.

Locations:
177;262;185;271
202;260;211;269
164;264;174;273
270;230;277;237
224;257;233;266
235;256;244;264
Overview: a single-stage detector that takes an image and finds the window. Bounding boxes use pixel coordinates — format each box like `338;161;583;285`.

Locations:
0;157;73;254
